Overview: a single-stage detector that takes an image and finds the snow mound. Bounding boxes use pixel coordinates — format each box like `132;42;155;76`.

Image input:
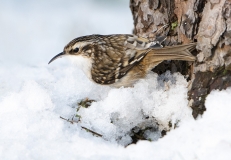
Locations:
125;88;231;160
1;63;231;159
78;71;193;145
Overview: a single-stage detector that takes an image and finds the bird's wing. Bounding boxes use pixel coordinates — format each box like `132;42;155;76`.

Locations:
91;35;152;85
124;35;151;50
124;35;165;50
109;49;150;81
91;35;195;86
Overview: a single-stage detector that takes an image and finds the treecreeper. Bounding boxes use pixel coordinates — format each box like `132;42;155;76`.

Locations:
49;34;196;87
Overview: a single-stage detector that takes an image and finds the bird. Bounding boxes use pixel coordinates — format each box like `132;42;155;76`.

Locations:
48;34;196;87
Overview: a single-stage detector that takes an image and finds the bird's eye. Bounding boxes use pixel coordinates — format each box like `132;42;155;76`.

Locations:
73;47;79;52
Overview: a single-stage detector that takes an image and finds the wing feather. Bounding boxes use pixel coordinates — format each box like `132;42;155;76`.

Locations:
91;35;152;85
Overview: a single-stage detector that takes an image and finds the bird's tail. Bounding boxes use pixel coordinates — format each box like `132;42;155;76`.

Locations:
143;43;196;71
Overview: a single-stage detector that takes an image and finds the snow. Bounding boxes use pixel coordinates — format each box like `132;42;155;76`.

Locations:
78;71;192;146
126;88;231;160
1;0;231;159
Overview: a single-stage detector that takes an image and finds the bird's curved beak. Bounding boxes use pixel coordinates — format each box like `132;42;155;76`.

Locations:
48;52;65;64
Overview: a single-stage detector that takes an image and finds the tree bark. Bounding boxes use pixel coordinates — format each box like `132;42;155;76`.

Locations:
130;0;231;118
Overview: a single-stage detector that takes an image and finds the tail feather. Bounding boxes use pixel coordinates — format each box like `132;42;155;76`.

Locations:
148;43;196;61
153;43;196;53
143;43;196;71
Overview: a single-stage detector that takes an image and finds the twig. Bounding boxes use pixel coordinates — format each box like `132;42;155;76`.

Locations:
60;116;102;137
81;126;102;137
60;116;79;124
155;24;169;34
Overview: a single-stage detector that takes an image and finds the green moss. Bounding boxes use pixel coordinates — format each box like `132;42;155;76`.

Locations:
75;114;81;119
75;98;95;121
78;98;95;108
171;21;178;30
223;69;228;75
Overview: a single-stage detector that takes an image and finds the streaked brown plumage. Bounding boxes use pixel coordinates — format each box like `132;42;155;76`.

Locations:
49;34;196;87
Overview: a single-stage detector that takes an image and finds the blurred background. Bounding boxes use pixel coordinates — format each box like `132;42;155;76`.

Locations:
0;0;133;65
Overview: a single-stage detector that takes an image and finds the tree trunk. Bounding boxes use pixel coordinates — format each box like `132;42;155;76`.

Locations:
130;0;231;118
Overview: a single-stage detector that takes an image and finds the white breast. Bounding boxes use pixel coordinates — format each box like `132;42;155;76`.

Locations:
68;55;93;79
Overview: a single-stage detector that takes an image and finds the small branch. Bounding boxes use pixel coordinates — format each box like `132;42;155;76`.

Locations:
60;116;79;124
81;126;102;137
60;116;102;137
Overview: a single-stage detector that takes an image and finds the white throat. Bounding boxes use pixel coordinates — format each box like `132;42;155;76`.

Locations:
68;55;92;79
